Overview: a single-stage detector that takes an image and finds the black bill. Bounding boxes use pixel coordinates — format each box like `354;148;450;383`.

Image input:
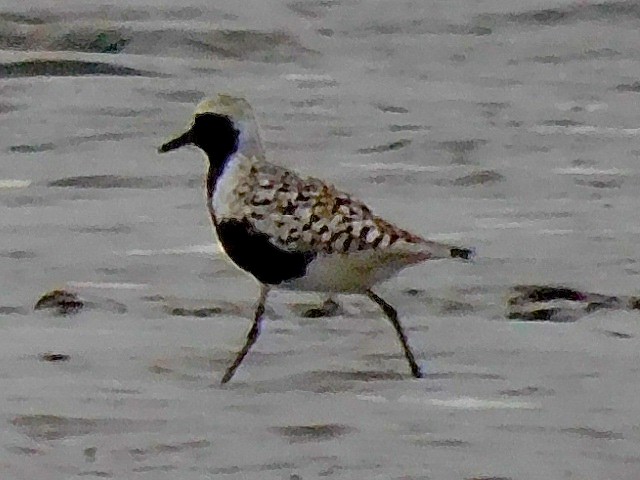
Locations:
158;129;192;153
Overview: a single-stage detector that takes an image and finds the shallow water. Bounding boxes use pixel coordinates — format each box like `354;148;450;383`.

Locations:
2;1;640;479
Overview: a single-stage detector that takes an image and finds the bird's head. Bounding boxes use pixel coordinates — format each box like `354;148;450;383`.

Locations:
158;94;263;161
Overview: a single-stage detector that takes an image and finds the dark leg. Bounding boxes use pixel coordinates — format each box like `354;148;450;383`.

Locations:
367;289;422;378
221;285;269;384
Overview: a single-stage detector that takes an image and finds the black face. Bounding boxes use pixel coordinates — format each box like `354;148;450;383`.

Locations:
159;113;240;165
190;113;239;156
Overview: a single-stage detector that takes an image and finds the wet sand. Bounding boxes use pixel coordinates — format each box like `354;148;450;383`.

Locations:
2;1;640;478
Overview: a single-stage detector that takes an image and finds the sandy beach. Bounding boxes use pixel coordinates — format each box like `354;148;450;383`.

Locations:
2;1;640;478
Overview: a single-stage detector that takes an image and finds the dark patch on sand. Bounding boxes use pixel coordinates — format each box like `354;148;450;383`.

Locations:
574;177;622;189
132;465;176;473
412;438;470;448
600;330;633;339
128;439;210;458
352;18;491;36
180;29;316;62
164;306;224;318
155;89;205;103
288;1;339;19
375;104;409;114
506;284;635;322
0;60;159;78
507;308;578;322
561;427;624;440
77;471;112;477
449;170;505;186
291;98;325;108
269;424;354;443
0;26;132;53
149;364;174;375
9;142;56;153
48;174;200;189
475;2;640;30
206;461;296;476
3;195;49;208
403;288;425;297
509;285;586;305
438;299;476;315
616;82;640;93
5;445;44;455
0;11;55;24
57;29;129;53
527;55;562;64
499;386;555;397
98;388;141;395
357;139;411;154
1;250;37;259
435;139;488;164
542;119;584;127
389;124;428;132
83;447;97;462
72;224;133;235
39;352;70;363
0;8;207;25
140;294;166;302
11;414;165;441
0;102;21;113
0;306;28;315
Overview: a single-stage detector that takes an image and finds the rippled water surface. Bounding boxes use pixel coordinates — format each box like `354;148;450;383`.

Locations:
2;1;640;479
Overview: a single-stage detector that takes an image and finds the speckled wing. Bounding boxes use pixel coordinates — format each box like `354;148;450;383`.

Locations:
240;160;432;257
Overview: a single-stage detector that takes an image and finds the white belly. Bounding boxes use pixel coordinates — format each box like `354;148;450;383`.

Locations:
281;249;426;293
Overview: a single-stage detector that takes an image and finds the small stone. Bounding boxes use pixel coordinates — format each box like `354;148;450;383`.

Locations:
403;288;424;297
296;298;340;318
39;352;70;362
34;289;84;315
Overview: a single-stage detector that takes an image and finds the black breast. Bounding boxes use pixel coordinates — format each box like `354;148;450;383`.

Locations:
215;218;316;285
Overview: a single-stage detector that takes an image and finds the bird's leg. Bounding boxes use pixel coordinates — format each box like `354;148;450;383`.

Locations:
302;296;340;318
221;284;269;384
366;289;422;379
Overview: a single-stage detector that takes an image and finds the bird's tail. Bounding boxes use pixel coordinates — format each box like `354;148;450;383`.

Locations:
419;239;476;261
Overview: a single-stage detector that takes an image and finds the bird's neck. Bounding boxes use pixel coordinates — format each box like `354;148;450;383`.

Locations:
235;119;265;159
204;119;264;199
206;151;255;203
202;133;239;199
206;153;231;200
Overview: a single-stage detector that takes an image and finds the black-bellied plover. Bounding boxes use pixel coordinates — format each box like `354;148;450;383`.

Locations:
159;94;473;383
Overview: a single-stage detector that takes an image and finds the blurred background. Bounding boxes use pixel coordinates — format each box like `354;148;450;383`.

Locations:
1;1;640;479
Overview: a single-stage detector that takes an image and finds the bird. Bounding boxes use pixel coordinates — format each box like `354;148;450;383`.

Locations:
158;94;473;384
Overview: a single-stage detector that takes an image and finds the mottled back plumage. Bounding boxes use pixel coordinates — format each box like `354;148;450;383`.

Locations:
214;154;427;257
